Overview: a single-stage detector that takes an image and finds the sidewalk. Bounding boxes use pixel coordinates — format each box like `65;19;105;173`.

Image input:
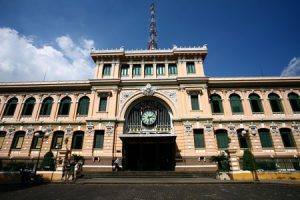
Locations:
74;177;300;185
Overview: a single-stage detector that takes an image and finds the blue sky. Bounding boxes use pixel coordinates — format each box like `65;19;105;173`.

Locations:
0;0;300;81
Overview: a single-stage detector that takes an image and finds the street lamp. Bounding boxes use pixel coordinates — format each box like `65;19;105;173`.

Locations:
33;131;51;175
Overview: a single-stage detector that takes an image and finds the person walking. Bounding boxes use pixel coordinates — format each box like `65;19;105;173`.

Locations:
113;158;121;171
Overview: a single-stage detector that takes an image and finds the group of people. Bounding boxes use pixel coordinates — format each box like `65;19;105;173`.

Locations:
61;159;82;181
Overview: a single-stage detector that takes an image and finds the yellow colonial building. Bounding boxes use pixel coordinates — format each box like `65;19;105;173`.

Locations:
0;3;300;173
0;44;300;172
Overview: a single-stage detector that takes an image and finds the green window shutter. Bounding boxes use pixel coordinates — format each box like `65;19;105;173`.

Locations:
186;62;195;74
269;94;283;112
121;65;129;76
103;64;111;76
230;95;243;113
237;131;249;148
22;98;36;115
168;64;177;75
133;65;141;76
99;97;107;112
72;132;84;149
156;64;165;75
12;132;25;149
77;97;89;115
249;94;263;113
259;130;273;148
59;97;71;115
35;137;43;149
191;95;200;110
94;130;104;148
210;95;223;113
280;129;295;147
194;129;205;148
40;98;53;115
4;98;18;116
216;131;228;149
0;133;5;149
145;64;153;75
288;93;300;112
51;132;64;149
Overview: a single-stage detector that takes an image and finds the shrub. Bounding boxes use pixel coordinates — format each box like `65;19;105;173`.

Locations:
40;151;55;171
242;149;256;171
210;152;229;172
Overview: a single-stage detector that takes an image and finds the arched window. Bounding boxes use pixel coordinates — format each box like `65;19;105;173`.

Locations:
288;93;300;112
58;97;71;115
40;97;53;116
268;93;283;112
229;94;243;113
215;129;228;149
21;97;36;116
280;128;295;148
237;129;249;149
0;131;6;149
11;131;25;149
51;131;64;149
31;131;44;149
71;131;84;149
210;94;223;113
3;98;18;116
258;129;273;148
77;96;90;115
249;93;264;113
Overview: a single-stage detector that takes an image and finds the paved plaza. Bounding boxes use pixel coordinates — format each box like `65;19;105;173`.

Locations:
0;183;300;200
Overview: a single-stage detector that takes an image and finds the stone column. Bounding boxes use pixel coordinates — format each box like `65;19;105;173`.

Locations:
165;63;169;78
153;63;157;78
227;148;240;171
15;95;25;121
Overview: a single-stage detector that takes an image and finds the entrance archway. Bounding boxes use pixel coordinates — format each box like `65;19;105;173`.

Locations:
122;97;176;171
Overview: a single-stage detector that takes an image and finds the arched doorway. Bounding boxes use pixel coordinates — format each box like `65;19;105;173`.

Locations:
122;98;176;171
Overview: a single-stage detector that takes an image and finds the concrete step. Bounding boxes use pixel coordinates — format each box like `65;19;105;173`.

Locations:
76;177;222;184
81;171;216;179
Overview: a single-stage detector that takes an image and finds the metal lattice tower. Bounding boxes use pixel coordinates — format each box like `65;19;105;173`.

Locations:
147;2;158;50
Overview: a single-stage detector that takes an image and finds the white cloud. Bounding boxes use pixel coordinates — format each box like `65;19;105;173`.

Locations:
281;57;300;76
0;27;95;82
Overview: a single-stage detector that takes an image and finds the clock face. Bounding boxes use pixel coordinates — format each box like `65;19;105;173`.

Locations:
142;111;157;125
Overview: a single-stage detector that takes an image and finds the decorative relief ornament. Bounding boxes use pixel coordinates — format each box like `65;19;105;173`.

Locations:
292;122;300;134
248;122;257;135
159;90;178;104
7;125;15;136
270;122;278;134
44;125;53;136
106;122;114;134
66;125;73;136
26;125;34;136
228;123;236;134
204;120;213;133
183;121;192;134
142;83;155;96
120;90;138;106
86;122;94;136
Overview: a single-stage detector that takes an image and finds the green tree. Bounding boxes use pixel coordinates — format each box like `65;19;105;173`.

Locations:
210;152;229;172
40;151;55;171
242;149;256;171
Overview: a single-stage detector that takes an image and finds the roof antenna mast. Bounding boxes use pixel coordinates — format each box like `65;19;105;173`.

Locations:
147;1;158;50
